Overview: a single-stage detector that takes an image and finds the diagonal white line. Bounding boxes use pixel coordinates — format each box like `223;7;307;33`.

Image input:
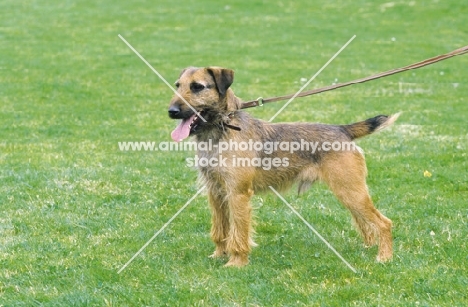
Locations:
117;185;206;274
269;186;357;273
118;34;206;123
268;35;356;122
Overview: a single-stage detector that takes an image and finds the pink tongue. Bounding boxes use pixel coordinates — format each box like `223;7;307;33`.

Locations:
171;114;196;142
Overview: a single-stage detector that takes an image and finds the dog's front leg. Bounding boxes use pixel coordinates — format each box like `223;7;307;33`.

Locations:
208;189;229;259
225;188;255;267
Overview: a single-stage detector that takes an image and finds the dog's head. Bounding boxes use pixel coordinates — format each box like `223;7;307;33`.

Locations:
168;67;241;142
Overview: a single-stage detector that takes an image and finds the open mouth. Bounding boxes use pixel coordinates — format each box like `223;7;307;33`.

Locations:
170;111;203;142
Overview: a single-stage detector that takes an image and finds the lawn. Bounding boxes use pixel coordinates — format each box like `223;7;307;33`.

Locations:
1;0;467;306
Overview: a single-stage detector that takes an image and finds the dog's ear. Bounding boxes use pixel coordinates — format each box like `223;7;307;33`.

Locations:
206;67;234;96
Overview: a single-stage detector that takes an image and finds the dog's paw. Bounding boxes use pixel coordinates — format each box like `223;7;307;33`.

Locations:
224;254;249;267
376;242;393;262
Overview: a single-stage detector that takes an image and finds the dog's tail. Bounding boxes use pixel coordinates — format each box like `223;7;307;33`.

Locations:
342;112;401;140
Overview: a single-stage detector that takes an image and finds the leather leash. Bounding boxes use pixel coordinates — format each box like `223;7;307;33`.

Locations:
240;45;468;109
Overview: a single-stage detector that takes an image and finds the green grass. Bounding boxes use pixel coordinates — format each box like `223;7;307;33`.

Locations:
1;0;467;306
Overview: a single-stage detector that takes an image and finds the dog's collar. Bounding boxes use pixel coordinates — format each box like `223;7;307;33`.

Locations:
222;112;241;131
224;123;241;131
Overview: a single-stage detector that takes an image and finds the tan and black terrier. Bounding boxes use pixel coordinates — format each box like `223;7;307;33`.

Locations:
168;66;398;267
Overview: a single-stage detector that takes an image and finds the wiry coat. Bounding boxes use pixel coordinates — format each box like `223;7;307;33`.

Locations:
169;67;397;266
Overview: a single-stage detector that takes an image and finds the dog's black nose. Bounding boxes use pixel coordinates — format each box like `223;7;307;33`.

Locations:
168;106;180;117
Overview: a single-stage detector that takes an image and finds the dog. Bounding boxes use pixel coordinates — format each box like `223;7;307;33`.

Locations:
168;66;398;267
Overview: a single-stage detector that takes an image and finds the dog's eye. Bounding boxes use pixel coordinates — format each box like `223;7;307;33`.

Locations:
190;82;206;93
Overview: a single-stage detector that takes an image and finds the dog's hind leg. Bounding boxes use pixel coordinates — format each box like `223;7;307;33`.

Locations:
321;152;393;262
208;189;230;259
